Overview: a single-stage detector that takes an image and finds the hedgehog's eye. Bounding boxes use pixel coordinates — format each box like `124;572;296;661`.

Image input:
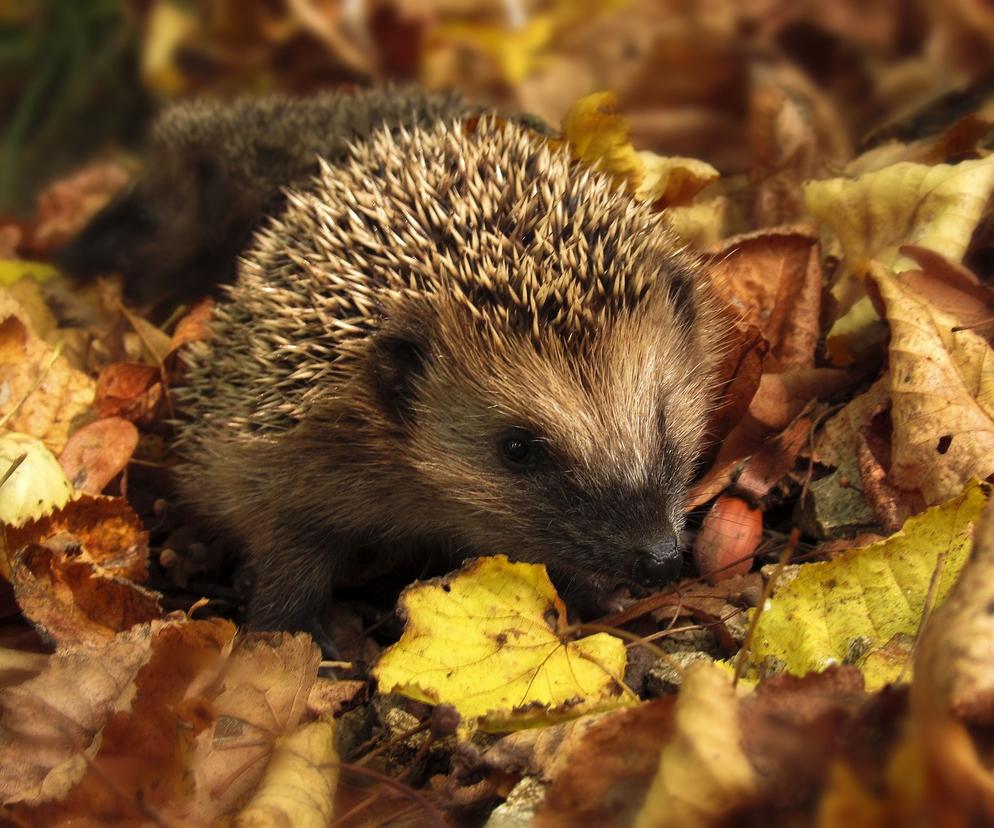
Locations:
499;428;545;472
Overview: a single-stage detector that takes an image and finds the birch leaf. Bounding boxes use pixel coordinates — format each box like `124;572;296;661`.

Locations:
373;555;632;733
744;481;989;689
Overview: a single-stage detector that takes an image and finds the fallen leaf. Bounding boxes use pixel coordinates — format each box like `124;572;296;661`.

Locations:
899;245;994;341
168;297;215;355
804;156;994;363
633;663;757;828
5;494;149;581
0;432;74;536
0;623;158;805
0;261;58;286
870;265;994;505
31;162;130;253
12;542;161;647
743;480;989;689
178;632;322;824
706;228;823;370
58;417;138;495
373;555;633;733
560;91;719;207
534;699;675;827
233;718;338;828
94;362;164;422
0;292;95;452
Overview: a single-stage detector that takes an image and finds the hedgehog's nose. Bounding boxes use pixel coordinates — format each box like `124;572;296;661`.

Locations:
631;531;682;586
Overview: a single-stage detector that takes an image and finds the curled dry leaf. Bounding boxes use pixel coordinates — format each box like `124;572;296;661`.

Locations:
560;91;719;208
59;417;139;495
0;292;95;452
633;663;757;828
744;481;989;690
870;265;994;505
373;555;632;733
12;543;161;647
804;156;994;363
233;719;338;828
0;432;73;536
168;296;215;355
5;494;149;581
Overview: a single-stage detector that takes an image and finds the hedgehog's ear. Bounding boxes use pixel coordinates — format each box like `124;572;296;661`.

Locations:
369;331;429;423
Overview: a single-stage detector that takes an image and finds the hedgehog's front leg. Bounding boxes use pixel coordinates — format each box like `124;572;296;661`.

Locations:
244;516;342;652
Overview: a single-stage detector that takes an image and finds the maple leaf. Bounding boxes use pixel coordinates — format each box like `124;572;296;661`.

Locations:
373;555;632;733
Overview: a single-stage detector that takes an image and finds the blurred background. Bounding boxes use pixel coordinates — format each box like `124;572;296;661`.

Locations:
3;0;994;216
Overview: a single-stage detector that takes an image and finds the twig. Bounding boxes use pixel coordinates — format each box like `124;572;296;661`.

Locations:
732;527;800;686
0;452;27;490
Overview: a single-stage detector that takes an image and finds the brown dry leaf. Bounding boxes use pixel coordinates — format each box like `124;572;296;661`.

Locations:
94;361;164;423
12;543;161;647
0;623;158;806
869;265;994;505
306;677;365;719
59;417;139;495
534;699;675;828
168;297;215;354
233;718;338;828
5;494;148;581
707;228;823;370
9;618;237;824
633;662;756;828
636;152;720;208
0;292;95;453
813;375;891;467
120;305;173;366
899;245;994;341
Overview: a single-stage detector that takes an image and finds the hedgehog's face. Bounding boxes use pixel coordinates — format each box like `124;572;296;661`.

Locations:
369;291;719;602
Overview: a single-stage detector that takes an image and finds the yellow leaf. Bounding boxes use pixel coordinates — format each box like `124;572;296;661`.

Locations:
0;432;74;533
560;91;643;191
635;151;719;207
804;157;994;363
0;261;57;286
233;719;338;828
634;663;756;828
372;555;632;733
871;266;994;505
743;481;989;688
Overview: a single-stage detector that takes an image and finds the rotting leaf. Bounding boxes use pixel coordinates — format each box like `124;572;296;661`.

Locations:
373;555;632;733
743;480;989;689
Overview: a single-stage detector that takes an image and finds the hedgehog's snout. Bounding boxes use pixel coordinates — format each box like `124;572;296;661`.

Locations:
630;528;682;586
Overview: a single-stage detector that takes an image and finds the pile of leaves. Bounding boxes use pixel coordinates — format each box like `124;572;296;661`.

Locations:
5;3;994;826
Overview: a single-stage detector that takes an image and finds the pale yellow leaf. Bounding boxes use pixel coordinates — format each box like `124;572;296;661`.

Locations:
634;663;756;828
0;432;74;531
233;719;337;828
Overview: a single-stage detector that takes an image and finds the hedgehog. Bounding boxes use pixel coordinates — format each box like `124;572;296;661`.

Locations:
55;87;467;308
173;106;725;640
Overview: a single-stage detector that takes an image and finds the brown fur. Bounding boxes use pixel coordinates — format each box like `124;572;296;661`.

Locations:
174;115;725;635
